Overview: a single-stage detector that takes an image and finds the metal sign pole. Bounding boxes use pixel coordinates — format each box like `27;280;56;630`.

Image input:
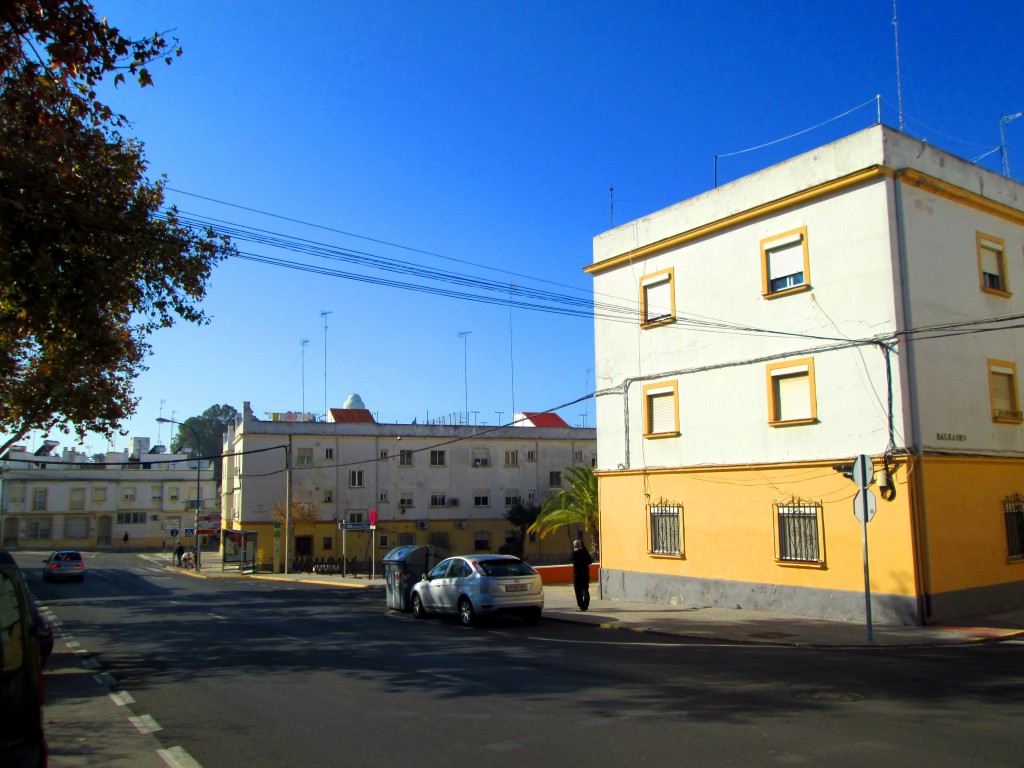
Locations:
860;492;873;642
852;454;875;642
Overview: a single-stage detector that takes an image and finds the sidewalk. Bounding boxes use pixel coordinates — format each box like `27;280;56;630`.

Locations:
154;553;1024;647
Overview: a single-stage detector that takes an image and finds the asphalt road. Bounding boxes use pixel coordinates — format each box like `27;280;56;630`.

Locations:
19;551;1024;768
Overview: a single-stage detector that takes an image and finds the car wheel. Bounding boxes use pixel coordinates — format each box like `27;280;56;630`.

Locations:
411;594;426;619
458;597;476;627
524;607;542;624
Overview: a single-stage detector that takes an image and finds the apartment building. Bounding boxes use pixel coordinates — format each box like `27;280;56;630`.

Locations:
0;438;217;551
587;125;1023;625
221;401;596;570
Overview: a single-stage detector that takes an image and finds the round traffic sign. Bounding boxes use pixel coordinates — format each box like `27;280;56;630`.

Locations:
170;528;180;537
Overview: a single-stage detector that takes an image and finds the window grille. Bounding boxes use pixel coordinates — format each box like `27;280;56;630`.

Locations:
1004;493;1024;560
649;500;682;555
775;497;823;563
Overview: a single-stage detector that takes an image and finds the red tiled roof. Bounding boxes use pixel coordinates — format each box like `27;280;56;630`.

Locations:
328;408;377;424
518;412;570;428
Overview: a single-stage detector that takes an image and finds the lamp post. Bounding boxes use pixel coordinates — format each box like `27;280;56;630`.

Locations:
157;417;203;572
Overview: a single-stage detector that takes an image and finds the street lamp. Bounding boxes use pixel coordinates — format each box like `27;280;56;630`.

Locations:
157;417;203;572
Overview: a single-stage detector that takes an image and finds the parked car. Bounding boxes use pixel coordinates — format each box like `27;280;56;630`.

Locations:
42;550;85;583
0;548;47;767
411;555;544;626
33;606;53;667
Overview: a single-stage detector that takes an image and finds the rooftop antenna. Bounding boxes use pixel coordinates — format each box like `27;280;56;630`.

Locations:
893;0;905;131
300;338;309;414
609;185;614;227
157;399;166;444
320;310;333;417
1000;112;1022;177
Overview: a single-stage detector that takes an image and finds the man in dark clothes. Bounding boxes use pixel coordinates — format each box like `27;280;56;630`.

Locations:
570;538;593;611
175;543;185;567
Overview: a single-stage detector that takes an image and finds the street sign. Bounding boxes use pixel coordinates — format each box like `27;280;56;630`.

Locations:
197;514;220;522
339;523;371;531
851;454;875;489
853;488;877;523
369;509;377;526
184;528;195;537
169;528;180;537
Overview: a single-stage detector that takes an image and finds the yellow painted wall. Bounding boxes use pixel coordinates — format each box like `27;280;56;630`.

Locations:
598;459;919;599
917;455;1024;593
238;519;556;571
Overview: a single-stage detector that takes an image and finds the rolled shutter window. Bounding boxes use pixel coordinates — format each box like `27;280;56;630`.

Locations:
774;371;811;421
991;369;1014;412
649;390;676;434
768;239;804;283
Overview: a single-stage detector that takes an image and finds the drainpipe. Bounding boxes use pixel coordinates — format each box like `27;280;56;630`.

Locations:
892;170;932;623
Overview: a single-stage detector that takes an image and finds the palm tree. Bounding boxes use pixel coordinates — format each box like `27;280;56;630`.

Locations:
528;465;599;558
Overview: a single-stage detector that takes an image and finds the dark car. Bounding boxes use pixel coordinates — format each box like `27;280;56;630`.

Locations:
33;607;53;667
42;550;85;582
0;548;47;767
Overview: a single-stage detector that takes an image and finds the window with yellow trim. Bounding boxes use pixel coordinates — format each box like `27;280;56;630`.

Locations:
761;227;809;297
766;358;817;426
643;380;679;437
977;232;1010;296
989;359;1022;423
639;268;674;326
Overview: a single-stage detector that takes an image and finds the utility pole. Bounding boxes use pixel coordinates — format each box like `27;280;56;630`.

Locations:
300;338;309;414
320;310;332;418
458;330;471;423
508;284;517;420
285;436;292;574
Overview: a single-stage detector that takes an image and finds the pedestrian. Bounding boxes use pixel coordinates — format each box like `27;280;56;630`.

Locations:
570;538;593;612
122;531;129;546
175;543;185;567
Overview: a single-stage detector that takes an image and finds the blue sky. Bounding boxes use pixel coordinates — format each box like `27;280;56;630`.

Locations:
27;0;1024;453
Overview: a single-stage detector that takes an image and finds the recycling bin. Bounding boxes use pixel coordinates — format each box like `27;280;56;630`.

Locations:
382;545;433;611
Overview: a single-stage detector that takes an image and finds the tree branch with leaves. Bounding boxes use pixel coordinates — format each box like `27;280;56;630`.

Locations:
0;1;234;455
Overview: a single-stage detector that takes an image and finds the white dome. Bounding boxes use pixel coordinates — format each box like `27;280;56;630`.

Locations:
342;393;366;410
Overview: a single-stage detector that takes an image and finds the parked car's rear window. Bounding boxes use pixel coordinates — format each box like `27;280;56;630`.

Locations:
476;560;536;577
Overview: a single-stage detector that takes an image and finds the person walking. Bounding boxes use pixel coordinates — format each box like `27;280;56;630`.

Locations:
570;539;593;612
174;543;185;567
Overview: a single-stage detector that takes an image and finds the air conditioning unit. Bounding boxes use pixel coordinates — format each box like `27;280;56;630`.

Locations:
416;520;429;530
454;521;467;529
449;498;459;507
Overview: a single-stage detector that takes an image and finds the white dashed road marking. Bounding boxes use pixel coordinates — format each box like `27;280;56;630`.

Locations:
158;746;204;768
129;713;162;734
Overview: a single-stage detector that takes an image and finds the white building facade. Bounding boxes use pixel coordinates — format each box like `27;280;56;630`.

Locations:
0;439;217;551
588;125;1023;624
222;402;596;570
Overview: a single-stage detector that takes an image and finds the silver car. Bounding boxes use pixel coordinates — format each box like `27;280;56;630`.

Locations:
42;550;85;582
411;555;544;626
